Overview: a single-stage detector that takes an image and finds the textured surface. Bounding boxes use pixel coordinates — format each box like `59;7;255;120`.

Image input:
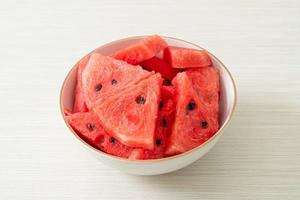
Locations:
0;0;299;199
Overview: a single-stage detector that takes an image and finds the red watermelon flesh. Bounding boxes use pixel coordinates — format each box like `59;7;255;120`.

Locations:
73;55;90;113
186;67;220;117
164;46;212;69
165;72;219;155
93;73;163;150
141;57;179;80
66;112;133;158
111;35;168;65
81;53;153;109
129;86;176;160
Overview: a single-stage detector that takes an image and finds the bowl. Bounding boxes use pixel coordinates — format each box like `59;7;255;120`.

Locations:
60;36;237;175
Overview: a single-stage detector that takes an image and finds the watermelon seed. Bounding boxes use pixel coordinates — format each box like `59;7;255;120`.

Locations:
187;101;196;111
156;139;162;146
111;79;117;85
201;121;208;128
160;118;167;127
109;137;116;144
95;84;102;92
87;123;94;131
159;101;164;110
136;96;146;105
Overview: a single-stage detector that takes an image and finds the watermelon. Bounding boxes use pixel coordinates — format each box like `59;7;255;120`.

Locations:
64;108;73;116
165;72;219;155
186;67;220;116
111;35;168;65
163;46;212;69
66;112;133;158
141;57;179;80
129;86;176;160
93;73;163;150
73;55;90;113
81;53;153;109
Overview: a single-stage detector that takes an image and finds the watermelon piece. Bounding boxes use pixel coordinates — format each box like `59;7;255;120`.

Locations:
186;67;220;116
93;73;163;150
164;46;212;69
66;112;133;158
81;53;152;109
73;55;90;113
141;57;179;80
111;35;168;65
165;72;219;155
64;108;73;116
129;86;176;160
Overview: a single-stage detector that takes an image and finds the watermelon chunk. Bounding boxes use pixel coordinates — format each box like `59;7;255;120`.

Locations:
163;46;212;69
165;72;219;155
186;67;220;116
66;112;133;158
129;86;176;160
93;73;163;150
141;57;179;80
73;55;90;113
111;35;168;65
81;53;152;109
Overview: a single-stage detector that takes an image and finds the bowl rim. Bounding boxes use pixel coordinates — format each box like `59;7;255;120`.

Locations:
59;35;237;163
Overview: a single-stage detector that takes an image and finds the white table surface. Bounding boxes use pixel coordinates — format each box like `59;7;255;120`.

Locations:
0;0;299;199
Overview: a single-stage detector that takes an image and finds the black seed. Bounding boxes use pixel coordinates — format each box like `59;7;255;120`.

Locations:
201;121;208;128
109;137;116;144
111;79;117;85
136;95;146;104
95;84;102;92
87;123;94;131
163;79;172;86
159;101;164;110
160;118;167;127
187;101;196;111
156;139;162;146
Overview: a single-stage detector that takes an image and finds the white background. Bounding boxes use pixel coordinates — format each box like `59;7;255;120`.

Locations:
0;0;299;199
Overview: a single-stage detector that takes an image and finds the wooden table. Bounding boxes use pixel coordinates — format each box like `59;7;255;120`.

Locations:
0;0;299;199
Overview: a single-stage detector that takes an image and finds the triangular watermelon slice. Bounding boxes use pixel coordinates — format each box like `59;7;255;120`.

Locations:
163;46;212;69
93;73;163;150
129;86;176;159
111;35;168;65
81;53;153;108
165;72;219;155
66;112;133;158
73;55;90;113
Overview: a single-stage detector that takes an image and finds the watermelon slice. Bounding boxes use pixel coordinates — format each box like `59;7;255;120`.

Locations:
163;46;212;69
165;72;219;155
66;112;133;158
73;55;90;113
111;35;168;65
186;67;220;116
81;53;152;108
141;57;179;80
129;86;176;160
93;73;163;150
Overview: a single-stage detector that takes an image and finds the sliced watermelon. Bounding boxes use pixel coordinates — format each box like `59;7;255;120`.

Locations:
93;73;163;150
111;35;168;65
141;57;179;80
164;72;219;155
67;112;133;158
186;67;220;116
81;53;152;109
129;86;176;160
73;55;90;113
163;46;212;69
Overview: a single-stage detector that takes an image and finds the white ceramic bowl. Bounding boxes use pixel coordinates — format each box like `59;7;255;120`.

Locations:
60;36;237;175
